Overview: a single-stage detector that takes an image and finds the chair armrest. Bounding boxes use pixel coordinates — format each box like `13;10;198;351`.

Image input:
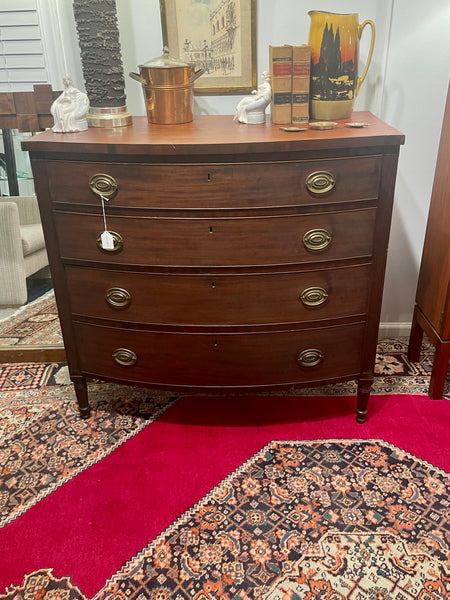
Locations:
0;201;28;304
0;201;23;260
0;195;41;225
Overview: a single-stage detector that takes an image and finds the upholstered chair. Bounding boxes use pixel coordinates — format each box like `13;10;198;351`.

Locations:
0;196;48;306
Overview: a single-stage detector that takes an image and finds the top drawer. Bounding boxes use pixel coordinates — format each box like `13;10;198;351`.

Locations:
46;156;381;210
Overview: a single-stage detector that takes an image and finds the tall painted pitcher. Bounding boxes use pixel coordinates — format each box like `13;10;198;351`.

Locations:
308;11;375;120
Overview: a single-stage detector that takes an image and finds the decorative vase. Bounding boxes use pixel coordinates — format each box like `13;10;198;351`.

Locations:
308;11;375;120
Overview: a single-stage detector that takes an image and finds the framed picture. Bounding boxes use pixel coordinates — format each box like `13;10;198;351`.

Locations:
160;0;257;95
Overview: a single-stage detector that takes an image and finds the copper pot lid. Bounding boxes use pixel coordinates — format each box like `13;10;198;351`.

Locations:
139;47;193;70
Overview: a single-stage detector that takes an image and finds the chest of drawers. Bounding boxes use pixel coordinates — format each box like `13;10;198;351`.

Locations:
23;113;404;422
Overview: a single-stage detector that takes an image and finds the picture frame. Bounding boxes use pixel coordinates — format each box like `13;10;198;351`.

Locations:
159;0;257;95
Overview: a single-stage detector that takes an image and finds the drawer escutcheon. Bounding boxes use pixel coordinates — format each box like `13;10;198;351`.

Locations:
96;231;124;253
300;286;329;307
297;348;323;367
306;171;335;195
105;287;131;308
302;229;332;252
89;173;118;198
113;348;137;366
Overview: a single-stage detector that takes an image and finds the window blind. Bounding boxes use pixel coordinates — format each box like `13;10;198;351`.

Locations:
0;0;49;92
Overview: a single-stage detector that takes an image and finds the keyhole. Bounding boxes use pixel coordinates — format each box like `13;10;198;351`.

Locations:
207;173;212;182
211;281;216;288
214;340;218;347
209;226;214;234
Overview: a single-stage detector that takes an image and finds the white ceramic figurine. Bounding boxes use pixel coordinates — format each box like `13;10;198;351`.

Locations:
234;71;271;124
51;76;89;133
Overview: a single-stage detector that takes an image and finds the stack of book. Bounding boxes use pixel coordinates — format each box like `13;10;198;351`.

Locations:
269;44;311;125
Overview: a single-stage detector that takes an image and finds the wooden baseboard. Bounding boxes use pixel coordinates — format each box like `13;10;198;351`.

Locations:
0;345;66;364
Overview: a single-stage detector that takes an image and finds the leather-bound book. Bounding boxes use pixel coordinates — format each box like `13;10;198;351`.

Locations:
291;45;311;124
269;45;292;124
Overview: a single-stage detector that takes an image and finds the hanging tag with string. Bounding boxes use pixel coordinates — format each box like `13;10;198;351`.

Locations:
99;193;115;250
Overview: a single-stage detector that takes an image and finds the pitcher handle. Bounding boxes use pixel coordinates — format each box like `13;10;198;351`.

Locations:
129;71;145;84
356;19;375;96
191;67;205;83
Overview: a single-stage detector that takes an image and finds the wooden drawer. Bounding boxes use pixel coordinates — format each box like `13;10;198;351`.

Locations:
47;156;381;209
66;264;371;325
55;208;376;266
74;321;365;388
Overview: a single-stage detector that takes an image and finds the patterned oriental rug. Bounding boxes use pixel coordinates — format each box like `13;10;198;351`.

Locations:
0;343;449;598
0;290;62;348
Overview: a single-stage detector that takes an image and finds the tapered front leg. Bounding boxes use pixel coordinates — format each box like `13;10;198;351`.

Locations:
356;379;372;423
71;374;90;419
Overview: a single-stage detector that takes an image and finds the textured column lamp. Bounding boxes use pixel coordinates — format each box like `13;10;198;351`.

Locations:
72;0;132;127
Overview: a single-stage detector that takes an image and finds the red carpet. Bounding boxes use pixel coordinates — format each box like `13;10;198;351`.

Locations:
1;391;449;597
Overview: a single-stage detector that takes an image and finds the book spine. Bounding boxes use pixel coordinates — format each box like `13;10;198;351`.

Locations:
291;45;311;124
269;45;292;124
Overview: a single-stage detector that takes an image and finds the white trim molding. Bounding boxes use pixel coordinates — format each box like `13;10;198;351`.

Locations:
379;322;412;339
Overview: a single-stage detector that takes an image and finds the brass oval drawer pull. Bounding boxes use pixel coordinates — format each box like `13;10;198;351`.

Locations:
306;171;335;195
113;348;137;366
300;286;329;307
105;287;131;308
96;231;124;253
302;228;332;252
297;348;323;368
89;173;118;198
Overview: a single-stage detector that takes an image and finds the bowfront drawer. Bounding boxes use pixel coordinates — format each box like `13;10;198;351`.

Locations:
55;208;376;266
74;321;365;388
46;155;381;209
66;264;371;325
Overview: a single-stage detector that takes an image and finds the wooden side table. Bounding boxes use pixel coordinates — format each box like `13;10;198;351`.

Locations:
407;81;450;398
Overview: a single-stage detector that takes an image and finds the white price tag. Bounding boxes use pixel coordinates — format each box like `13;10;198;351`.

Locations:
99;194;115;250
100;230;115;250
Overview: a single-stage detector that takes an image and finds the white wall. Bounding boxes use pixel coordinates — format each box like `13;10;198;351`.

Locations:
115;0;391;118
40;0;450;331
380;0;450;331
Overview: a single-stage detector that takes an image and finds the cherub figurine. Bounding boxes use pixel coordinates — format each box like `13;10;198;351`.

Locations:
51;76;89;133
234;71;272;124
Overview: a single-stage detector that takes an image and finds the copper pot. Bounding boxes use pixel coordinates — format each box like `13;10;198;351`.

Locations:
130;48;204;124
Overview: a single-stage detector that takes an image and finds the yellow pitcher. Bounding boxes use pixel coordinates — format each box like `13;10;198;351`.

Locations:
308;11;375;120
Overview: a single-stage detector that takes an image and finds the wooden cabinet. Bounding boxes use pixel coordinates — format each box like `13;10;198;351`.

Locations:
408;83;450;398
23;113;404;422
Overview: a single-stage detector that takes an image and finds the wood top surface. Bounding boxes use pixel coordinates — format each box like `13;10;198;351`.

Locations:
22;112;404;156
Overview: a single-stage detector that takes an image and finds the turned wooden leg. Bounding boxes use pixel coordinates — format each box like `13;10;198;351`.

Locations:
428;341;450;399
407;307;424;363
71;375;91;419
356;380;372;423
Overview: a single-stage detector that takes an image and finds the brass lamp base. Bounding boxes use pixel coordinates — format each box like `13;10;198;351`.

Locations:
87;105;133;128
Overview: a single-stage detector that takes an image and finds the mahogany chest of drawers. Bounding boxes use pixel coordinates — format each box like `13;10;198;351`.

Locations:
23;113;404;422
